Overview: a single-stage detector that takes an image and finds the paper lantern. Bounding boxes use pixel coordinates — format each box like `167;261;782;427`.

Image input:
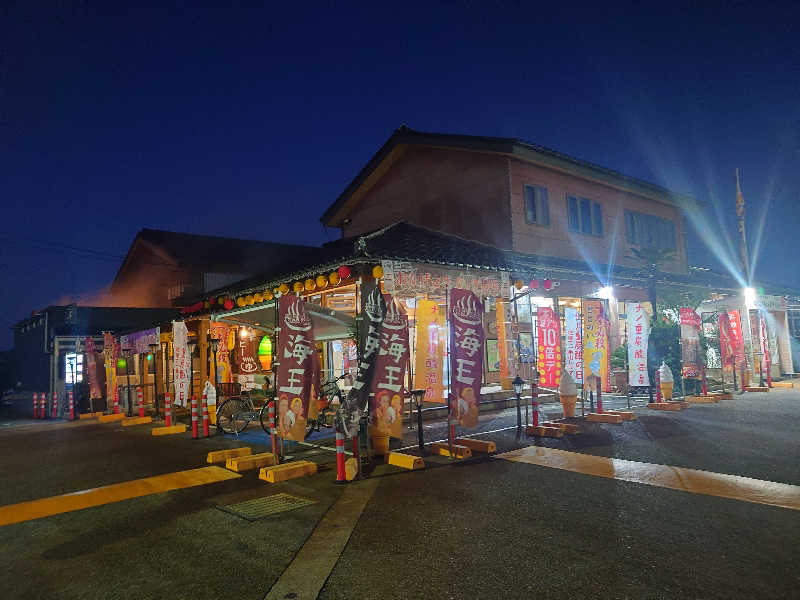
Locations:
372;264;384;279
337;265;351;280
530;279;539;289
264;290;274;301
236;297;246;307
218;297;226;306
304;278;316;291
245;294;255;305
203;300;210;309
278;283;289;294
316;274;328;289
514;279;524;290
253;292;264;303
543;279;553;291
329;272;341;286
224;298;234;310
293;281;304;293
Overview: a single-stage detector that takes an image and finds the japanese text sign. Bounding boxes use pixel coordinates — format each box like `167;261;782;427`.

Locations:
450;289;484;428
564;307;583;385
172;321;190;406
626;304;650;386
536;307;561;388
371;295;410;440
413;299;445;403
583;300;610;392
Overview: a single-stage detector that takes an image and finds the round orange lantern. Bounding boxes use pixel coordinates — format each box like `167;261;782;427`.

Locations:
264;290;274;301
203;300;210;309
329;271;341;286
253;292;264;303
278;283;290;295
304;278;316;291
236;296;246;307
245;294;254;305
372;265;384;279
514;279;524;290
293;281;304;293
316;274;328;289
218;296;226;306
337;265;351;280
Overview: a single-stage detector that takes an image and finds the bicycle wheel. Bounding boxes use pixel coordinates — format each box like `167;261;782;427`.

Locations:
216;398;249;435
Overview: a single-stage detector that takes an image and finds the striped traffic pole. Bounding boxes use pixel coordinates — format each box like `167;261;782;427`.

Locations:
68;390;75;420
701;365;708;396
113;387;120;414
137;387;144;418
165;392;172;427
41;392;48;419
268;400;277;458
531;382;539;426
33;393;38;419
202;394;210;438
595;376;603;413
335;429;346;483
191;396;199;439
51;391;59;419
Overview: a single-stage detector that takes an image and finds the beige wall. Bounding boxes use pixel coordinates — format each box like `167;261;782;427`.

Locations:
342;147;513;249
509;159;688;274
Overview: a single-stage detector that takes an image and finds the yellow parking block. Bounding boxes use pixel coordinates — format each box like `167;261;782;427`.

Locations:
686;395;720;404
455;438;497;453
586;413;623;424
97;413;126;423
345;458;359;481
387;452;425;470
647;403;681;411
226;452;276;472
772;381;793;388
542;421;581;434
713;392;734;400
526;425;564;438
605;411;636;421
430;442;472;459
259;461;318;483
152;424;187;436
744;386;770;392
207;447;252;464
121;416;153;426
79;412;103;420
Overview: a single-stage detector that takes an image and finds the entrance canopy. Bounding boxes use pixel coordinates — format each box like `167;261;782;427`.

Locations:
212;301;355;342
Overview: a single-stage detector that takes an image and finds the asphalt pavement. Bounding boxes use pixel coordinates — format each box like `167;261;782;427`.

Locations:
0;388;798;599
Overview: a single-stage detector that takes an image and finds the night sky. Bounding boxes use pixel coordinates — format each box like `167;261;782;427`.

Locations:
3;2;799;349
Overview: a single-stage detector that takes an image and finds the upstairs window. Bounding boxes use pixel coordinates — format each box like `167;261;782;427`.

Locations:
524;185;550;226
625;210;676;251
567;196;603;236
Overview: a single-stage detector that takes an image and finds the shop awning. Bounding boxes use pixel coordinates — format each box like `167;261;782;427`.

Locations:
212;301;354;342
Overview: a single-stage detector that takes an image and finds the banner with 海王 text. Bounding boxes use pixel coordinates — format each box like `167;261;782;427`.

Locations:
371;295;409;439
450;289;484;428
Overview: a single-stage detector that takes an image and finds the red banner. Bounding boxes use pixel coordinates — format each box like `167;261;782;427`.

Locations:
370;295;410;440
727;310;745;369
449;289;484;428
536;307;562;388
276;296;318;441
84;338;103;399
718;312;735;369
679;308;701;378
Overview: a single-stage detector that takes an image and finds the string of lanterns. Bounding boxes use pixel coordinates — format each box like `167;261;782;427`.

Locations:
180;263;377;316
513;277;559;291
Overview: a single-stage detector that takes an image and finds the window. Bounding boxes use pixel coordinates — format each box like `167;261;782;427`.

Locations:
625;210;676;250
65;353;83;384
567;196;603;236
524;185;550;226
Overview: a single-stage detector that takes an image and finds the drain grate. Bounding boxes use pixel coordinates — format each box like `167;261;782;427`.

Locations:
218;493;316;521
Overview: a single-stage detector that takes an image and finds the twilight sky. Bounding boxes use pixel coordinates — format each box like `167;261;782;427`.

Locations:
2;2;799;349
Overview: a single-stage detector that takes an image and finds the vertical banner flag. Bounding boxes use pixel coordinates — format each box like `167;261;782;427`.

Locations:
371;296;410;439
339;284;387;438
276;296;317;441
209;322;232;384
172;321;190;406
718;312;735;370
564;307;583;385
536;307;561;388
727;310;745;370
84;337;103;399
103;332;116;400
679;308;702;378
759;314;771;374
496;298;512;386
450;289;485;428
414;299;445;402
236;332;260;374
627;303;650;386
583;300;610;392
